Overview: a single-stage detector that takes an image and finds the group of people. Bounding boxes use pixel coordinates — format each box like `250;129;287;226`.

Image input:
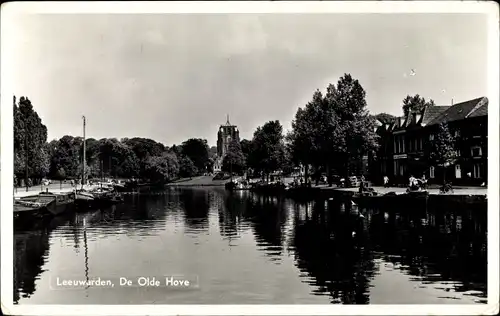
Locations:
408;174;427;191
381;174;428;190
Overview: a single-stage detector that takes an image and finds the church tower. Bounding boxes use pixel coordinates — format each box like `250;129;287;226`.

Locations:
214;115;240;172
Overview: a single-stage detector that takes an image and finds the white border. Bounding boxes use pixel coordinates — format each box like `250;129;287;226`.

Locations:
1;1;499;315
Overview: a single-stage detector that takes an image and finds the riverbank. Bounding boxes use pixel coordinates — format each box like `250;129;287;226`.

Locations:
246;184;488;208
14;184;101;199
166;175;241;187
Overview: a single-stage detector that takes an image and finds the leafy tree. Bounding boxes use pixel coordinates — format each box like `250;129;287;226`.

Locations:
179;156;198;179
240;139;252;157
289;75;379;185
221;140;246;175
402;94;435;117
288;90;326;182
374;113;396;125
96;138;140;178
13;96;49;184
55;167;66;180
122;138;165;174
144;152;179;184
49;136;82;179
250;120;286;182
170;144;183;157
181;138;209;174
325;74;379;179
429;122;457;184
209;146;218;158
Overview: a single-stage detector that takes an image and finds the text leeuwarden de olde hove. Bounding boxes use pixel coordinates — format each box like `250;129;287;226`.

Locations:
53;276;195;289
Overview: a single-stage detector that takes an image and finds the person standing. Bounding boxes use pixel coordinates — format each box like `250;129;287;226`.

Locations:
383;175;389;188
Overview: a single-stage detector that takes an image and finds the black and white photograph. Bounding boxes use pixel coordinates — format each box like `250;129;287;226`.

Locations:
1;1;498;315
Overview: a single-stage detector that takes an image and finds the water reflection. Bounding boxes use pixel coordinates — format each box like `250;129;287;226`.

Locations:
178;188;211;231
365;203;487;302
13;189;487;304
243;195;288;262
14;215;69;303
291;200;376;304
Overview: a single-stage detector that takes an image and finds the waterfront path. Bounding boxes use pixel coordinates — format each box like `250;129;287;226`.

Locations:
330;186;487;196
12;179;487;197
14;183;98;198
167;175;239;187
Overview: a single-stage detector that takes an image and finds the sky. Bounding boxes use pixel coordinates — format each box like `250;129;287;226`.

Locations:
11;13;488;147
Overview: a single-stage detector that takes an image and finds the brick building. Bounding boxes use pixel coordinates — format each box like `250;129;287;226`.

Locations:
370;97;488;186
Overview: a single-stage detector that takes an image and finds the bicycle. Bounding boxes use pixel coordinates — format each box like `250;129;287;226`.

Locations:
439;182;454;194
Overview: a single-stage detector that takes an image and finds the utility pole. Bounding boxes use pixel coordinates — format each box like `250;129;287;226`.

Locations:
82;116;86;189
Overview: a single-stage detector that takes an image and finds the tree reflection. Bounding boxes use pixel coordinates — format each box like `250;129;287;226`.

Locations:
218;192;246;241
13;216;69;304
178;188;210;231
291;199;376;304
242;194;288;262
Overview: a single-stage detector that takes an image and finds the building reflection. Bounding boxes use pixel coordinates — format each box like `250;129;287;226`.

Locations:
366;202;487;296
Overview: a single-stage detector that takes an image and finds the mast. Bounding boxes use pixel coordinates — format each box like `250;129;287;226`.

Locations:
82;116;86;189
25;134;28;192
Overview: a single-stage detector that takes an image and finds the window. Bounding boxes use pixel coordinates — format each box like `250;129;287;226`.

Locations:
473;164;481;179
471;146;482;157
429;134;434;141
429;166;435;179
455;164;461;179
454;130;460;138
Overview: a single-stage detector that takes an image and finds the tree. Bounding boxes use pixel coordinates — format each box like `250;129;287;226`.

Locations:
402;94;435;117
251;120;286;182
49;136;83;179
14;96;49;185
181;138;210;174
179;156;198;179
209;146;218;158
289;75;379;185
374;113;396;125
55;167;66;180
325;74;379;179
428;122;457;184
221;140;246;175
288;90;325;183
122;137;165;178
144;152;179;184
96;138;140;179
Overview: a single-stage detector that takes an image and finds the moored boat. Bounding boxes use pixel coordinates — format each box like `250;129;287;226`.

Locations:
38;191;76;215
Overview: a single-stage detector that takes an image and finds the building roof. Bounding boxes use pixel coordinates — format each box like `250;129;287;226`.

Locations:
428;97;487;126
420;105;450;126
466;98;488;118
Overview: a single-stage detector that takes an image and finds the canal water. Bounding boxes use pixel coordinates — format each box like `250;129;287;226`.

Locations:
14;188;487;304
